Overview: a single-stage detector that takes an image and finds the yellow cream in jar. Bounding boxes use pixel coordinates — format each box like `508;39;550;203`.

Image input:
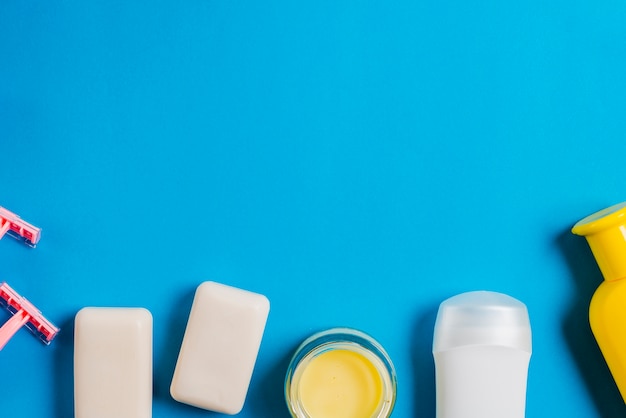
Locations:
285;328;396;418
298;349;384;417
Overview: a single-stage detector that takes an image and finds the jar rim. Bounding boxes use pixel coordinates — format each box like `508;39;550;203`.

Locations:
285;327;397;418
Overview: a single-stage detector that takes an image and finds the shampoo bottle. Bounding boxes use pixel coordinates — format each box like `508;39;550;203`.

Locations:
572;202;626;402
432;291;532;418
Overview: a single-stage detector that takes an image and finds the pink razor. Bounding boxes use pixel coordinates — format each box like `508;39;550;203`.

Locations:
0;282;59;350
0;206;41;248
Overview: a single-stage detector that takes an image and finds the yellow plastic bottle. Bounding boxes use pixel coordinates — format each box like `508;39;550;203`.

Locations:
572;202;626;402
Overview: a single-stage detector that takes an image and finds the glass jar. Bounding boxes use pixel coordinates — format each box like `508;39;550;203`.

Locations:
285;327;397;418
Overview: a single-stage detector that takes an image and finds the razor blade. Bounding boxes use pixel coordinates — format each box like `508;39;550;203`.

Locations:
0;282;59;350
0;206;41;248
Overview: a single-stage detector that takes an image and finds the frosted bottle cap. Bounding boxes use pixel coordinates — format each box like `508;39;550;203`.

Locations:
432;291;532;353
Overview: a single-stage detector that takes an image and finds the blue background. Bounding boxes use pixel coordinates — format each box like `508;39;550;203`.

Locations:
2;0;626;417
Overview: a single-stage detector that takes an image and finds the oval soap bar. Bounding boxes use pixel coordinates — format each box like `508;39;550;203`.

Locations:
170;281;270;414
74;307;153;418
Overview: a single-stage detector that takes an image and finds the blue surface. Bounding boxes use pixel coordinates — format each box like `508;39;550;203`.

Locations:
2;0;626;417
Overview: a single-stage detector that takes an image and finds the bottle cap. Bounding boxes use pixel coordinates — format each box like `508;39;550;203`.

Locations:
572;202;626;282
433;291;532;353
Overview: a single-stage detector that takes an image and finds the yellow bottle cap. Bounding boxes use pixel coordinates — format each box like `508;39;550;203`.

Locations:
572;202;626;282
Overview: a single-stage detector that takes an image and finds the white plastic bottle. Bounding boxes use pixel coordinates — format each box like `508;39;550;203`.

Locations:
432;291;532;418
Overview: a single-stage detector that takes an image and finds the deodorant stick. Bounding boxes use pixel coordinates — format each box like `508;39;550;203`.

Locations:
433;291;532;418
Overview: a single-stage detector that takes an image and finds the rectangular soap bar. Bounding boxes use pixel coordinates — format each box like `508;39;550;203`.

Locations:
170;281;270;414
74;307;153;418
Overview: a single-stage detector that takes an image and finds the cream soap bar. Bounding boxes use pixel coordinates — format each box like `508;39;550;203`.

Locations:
74;307;153;418
170;281;270;414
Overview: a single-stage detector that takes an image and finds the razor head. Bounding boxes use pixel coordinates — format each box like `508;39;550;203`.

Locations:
0;282;59;345
0;207;41;248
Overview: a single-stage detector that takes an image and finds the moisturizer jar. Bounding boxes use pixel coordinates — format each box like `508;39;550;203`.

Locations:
285;327;397;418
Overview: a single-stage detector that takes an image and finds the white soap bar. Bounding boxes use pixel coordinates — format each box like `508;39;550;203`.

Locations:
74;307;153;418
170;281;270;414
